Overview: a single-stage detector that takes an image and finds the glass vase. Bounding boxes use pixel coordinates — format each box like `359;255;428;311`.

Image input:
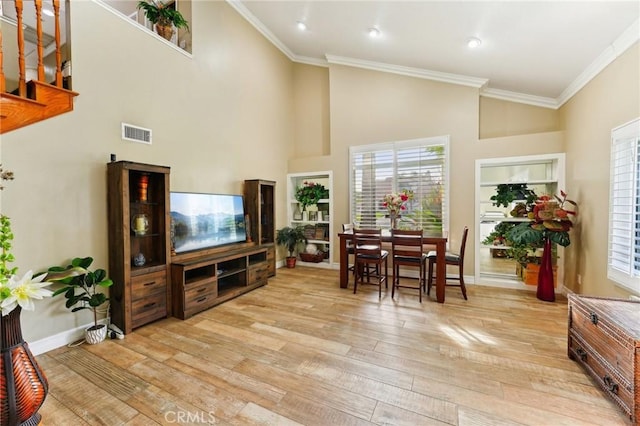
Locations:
537;237;555;302
389;211;399;229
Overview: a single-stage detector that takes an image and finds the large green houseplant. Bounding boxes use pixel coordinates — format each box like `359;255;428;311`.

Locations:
137;0;190;40
276;226;307;268
47;257;113;344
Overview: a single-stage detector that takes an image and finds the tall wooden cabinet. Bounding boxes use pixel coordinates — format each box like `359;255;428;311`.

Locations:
107;161;171;334
243;179;275;276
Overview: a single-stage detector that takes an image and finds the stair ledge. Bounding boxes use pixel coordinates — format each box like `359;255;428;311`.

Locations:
28;80;79;118
0;81;80;134
0;92;47;132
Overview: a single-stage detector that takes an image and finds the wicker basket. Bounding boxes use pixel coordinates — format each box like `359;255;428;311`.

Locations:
299;252;324;263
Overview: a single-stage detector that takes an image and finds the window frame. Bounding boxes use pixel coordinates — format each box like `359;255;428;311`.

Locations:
608;117;640;294
348;135;450;234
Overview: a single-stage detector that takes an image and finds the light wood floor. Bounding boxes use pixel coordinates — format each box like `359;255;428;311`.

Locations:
37;267;631;426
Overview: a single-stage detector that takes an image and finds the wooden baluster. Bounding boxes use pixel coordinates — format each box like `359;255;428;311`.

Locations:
0;28;5;93
53;0;62;87
35;0;45;82
14;0;26;97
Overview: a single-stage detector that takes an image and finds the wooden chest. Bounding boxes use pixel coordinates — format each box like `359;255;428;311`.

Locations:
567;294;640;424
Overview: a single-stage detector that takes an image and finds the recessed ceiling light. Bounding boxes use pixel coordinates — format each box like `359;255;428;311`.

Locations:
368;27;380;38
296;21;307;31
467;37;482;48
42;9;54;17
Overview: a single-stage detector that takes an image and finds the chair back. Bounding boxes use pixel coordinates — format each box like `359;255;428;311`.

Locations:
391;229;424;261
353;228;383;258
458;226;469;264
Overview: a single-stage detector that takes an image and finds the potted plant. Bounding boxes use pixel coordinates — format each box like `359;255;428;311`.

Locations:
481;221;516;257
506;191;577;300
46;257;113;344
490;183;537;210
276;226;307;268
137;0;190;41
295;181;328;212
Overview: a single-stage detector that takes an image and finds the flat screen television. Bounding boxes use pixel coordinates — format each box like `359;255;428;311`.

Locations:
170;192;247;254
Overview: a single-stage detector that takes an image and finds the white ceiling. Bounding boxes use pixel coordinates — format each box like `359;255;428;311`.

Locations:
233;1;640;108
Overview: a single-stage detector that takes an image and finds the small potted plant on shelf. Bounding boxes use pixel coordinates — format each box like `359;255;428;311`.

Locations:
276;226;308;268
295;181;328;212
46;257;113;344
137;0;190;41
490;183;537;211
481;221;516;258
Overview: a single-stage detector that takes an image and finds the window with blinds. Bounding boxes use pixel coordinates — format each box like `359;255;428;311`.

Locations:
349;136;449;233
608;118;640;294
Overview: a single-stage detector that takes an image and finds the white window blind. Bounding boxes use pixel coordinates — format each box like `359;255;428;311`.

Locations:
349;136;449;233
608;118;640;294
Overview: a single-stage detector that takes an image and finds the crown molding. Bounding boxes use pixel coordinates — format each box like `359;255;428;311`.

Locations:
293;55;330;68
481;88;559;109
557;19;639;108
325;55;488;88
228;2;638;110
226;0;296;61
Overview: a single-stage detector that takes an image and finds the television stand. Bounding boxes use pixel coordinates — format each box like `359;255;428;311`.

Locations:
171;245;269;319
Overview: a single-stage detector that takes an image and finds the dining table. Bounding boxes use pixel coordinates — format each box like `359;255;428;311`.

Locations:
337;229;449;303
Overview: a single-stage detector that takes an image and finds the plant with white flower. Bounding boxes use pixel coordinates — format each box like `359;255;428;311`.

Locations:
0;270;53;315
0;165;54;316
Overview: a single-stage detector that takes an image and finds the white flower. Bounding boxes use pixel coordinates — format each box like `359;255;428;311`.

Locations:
0;270;53;316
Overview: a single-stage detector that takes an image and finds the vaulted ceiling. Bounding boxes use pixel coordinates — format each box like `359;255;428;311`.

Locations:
233;1;640;108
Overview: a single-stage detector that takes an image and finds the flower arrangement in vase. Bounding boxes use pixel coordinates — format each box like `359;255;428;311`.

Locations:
381;189;414;228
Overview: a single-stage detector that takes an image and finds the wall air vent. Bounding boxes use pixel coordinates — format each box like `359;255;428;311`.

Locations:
121;123;152;144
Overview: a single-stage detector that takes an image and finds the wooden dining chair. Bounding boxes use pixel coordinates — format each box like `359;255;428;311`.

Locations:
391;229;427;302
427;226;469;300
353;228;388;297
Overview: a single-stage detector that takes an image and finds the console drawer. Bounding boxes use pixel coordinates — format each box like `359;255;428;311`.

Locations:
248;263;269;284
185;290;217;313
131;270;167;300
266;246;276;276
131;292;167;328
185;278;217;306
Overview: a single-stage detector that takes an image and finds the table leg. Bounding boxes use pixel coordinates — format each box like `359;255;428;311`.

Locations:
339;235;348;288
435;240;446;303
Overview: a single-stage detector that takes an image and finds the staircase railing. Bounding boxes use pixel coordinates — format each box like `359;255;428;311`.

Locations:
1;0;77;134
2;0;65;95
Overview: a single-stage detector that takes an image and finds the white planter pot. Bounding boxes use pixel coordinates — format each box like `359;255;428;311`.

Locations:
85;324;107;345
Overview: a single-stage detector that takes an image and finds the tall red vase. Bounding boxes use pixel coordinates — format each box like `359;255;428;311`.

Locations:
537;237;555;302
1;307;48;426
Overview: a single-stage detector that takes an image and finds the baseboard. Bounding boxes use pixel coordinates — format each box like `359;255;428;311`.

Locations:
29;318;108;356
